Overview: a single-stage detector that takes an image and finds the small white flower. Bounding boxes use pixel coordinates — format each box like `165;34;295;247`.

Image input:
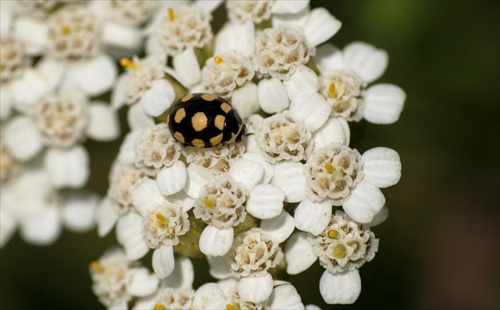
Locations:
184;143;246;177
256;111;313;163
134;123;183;177
315;42;406;124
3;89;119;188
0;167;99;247
221;278;305;310
254;27;314;81
112;55;175;130
229;228;283;303
117;178;192;279
147;5;214;56
90;0;159;57
285;211;378;304
202;53;255;97
226;0;274;24
90;248;159;309
0;36;55;119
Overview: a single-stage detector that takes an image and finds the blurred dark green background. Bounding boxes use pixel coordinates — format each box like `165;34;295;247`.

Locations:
1;1;499;309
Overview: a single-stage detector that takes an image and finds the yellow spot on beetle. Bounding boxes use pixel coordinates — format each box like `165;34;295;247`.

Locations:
214;56;224;64
210;133;223;146
201;93;218;101
90;261;104;273
214;114;225;130
220;102;232;113
324;163;336;173
174;132;185;144
191;139;205;148
174;108;186;123
120;58;137;70
192;112;208;132
181;94;194;102
167;7;175;22
328;83;337;98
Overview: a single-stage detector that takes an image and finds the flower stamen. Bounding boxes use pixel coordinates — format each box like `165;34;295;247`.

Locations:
214;56;224;64
60;25;71;35
324;163;336;173
328;83;337;98
90;261;104;273
204;197;215;209
120;58;137;70
167;7;175;22
154;304;166;310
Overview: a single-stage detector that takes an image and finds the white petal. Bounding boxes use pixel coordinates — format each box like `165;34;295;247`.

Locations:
44;146;89;189
246;184;284;219
206;255;232;280
102;22;141;51
217;277;238;297
0;4;12;36
70;54;117;97
238;274;273;303
140;79;175;117
229;158;264;191
283;65;319;99
285;231;317;274
199;226;233;257
95;196;120;237
272;6;310;29
366;205;389;228
303;8;341;47
131;178;165;216
10;69;49;112
305;304;322;310
13;16;47;55
3;116;43;161
117;130;140;164
36;58;66;91
0;86;12;121
241;152;273;184
111;75;129;110
62;191;98;232
170;190;195;212
116;212;149;260
152;244;175;279
86;102;120;141
257;78;289;114
161;257;194;289
362;147;401;188
344;41;388;84
343;180;385;224
156;161;187;196
128;267;160;297
260;210;295;243
19;208;61;246
128;103;155;130
320;270;361;304
313;117;350;151
294;198;331;235
231;82;259;119
215;21;255;57
271;162;306;203
268;283;304;310
192;283;227;310
364;84;406;124
272;0;309;14
289;92;330;131
315;43;344;75
0;209;16;248
172;47;201;87
183;163;215;198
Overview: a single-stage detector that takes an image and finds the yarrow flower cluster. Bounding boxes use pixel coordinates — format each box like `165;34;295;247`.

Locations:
1;1;406;308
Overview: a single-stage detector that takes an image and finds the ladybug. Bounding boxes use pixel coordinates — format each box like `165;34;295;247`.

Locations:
168;93;246;148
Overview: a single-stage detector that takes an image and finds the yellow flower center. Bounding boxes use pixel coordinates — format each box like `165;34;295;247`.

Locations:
214;56;224;64
89;261;104;273
60;25;71;35
204;197;215;209
324;163;336;173
120;58;137;70
327;229;338;239
333;244;347;259
328;82;337;98
154;304;166;310
168;7;175;22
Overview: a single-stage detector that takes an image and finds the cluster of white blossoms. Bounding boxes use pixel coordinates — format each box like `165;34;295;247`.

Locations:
1;0;405;308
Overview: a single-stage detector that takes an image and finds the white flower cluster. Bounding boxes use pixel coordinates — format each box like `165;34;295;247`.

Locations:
0;1;124;247
1;0;406;308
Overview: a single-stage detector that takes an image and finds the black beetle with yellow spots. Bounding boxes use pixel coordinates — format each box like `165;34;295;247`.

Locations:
168;93;246;148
